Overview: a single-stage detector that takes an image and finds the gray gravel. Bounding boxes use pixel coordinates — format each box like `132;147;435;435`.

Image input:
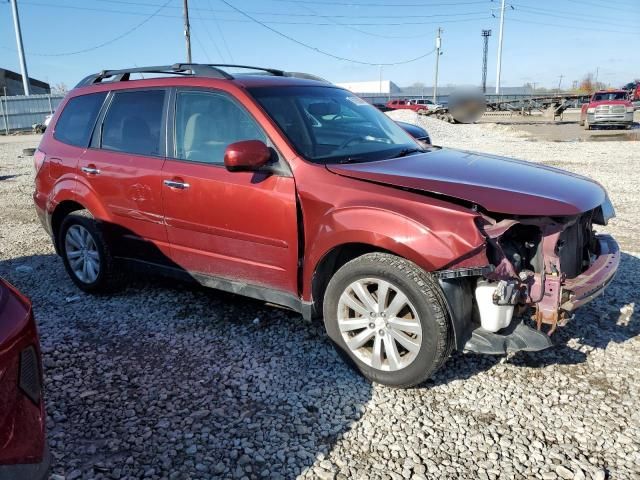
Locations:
1;127;639;480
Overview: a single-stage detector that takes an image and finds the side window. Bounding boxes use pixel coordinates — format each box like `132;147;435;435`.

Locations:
101;90;165;156
174;90;266;165
54;92;107;147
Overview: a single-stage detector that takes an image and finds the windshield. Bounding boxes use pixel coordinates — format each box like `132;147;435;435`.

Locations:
248;86;422;163
593;92;627;101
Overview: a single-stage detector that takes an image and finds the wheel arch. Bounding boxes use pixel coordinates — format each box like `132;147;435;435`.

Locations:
309;242;395;319
51;200;88;252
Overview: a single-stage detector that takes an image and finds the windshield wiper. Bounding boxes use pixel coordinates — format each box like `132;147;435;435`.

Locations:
390;148;424;159
337;156;368;164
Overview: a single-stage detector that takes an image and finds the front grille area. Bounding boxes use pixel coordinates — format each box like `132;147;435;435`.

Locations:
19;345;42;405
595;105;625;114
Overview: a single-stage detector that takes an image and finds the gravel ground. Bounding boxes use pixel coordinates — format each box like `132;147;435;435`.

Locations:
0;120;639;480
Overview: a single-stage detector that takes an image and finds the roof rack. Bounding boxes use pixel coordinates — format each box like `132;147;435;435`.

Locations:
75;63;330;88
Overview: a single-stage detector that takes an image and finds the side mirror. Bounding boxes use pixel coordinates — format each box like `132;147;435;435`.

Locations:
224;140;271;172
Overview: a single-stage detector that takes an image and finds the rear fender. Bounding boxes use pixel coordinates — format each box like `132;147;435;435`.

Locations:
73;179;113;222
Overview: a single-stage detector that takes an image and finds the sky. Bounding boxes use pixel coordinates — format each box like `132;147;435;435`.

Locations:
1;0;639;91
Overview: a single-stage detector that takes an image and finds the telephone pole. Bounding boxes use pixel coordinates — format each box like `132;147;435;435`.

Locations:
557;74;564;93
183;0;192;63
433;27;442;104
495;0;506;95
481;30;491;93
9;0;31;96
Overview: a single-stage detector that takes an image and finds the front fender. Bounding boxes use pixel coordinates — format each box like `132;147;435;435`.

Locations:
302;204;486;300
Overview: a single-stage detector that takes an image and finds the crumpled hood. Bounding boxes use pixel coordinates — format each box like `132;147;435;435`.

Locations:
327;148;606;216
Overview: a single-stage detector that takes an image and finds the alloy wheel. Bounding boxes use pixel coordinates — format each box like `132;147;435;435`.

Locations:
64;224;100;284
337;277;422;372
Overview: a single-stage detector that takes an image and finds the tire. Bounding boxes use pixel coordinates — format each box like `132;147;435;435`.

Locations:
323;253;453;388
58;211;121;293
578;119;584;126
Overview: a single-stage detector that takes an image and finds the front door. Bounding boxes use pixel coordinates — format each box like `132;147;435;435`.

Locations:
161;89;299;295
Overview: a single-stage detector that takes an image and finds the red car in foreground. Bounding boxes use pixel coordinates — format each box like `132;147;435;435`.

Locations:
580;90;635;129
34;64;619;387
0;278;49;480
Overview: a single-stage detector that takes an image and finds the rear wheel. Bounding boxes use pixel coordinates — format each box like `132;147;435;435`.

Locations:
59;211;121;293
323;253;452;388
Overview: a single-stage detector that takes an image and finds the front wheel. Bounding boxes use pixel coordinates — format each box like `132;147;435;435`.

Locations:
323;253;452;388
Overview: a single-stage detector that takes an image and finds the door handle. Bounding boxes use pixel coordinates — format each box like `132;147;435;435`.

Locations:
81;166;100;175
163;179;190;189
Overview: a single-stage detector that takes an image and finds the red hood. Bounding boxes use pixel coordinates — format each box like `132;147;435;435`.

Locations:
327;148;606;216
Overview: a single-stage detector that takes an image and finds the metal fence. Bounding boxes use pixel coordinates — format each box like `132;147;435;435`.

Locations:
0;93;65;134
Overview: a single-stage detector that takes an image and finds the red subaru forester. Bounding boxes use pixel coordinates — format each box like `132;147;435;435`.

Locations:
0;278;49;479
34;64;619;387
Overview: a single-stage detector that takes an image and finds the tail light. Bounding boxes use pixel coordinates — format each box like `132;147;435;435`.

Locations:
33;149;46;174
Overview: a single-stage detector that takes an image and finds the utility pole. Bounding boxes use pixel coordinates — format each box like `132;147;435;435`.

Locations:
9;0;31;96
183;0;192;63
481;30;491;93
433;27;442;104
495;0;506;95
557;74;564;93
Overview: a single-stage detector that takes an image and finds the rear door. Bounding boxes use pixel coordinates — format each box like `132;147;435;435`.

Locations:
78;88;171;263
161;88;299;294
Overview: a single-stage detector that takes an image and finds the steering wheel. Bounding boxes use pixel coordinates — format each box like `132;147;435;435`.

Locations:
338;135;367;149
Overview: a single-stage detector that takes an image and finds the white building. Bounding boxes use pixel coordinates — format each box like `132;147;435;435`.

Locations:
335;80;401;95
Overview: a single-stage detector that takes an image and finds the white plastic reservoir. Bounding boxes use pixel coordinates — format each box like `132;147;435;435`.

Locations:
475;280;514;333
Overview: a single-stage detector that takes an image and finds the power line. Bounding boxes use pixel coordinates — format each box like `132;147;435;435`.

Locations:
14;0;173;56
508;17;640;35
16;1;492;26
206;0;234;62
564;0;640;11
96;0;491;19
192;2;226;61
512;5;640;30
511;2;640;26
268;0;490;6
219;0;437;65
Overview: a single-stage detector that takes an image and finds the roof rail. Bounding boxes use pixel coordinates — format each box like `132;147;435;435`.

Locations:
74;63;331;88
75;63;232;88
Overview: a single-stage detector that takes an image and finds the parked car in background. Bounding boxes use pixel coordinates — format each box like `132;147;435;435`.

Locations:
386;98;441;114
395;121;431;146
579;90;634;130
32;114;53;134
0;278;49;480
408;98;442;113
35;63;619;387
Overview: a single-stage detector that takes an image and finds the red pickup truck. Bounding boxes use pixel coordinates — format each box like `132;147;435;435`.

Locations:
580;90;634;130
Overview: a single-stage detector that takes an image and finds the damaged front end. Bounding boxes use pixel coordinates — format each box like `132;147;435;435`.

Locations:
440;199;620;355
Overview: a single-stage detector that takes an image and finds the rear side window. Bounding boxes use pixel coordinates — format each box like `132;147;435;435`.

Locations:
101;90;165;156
54;92;107;147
